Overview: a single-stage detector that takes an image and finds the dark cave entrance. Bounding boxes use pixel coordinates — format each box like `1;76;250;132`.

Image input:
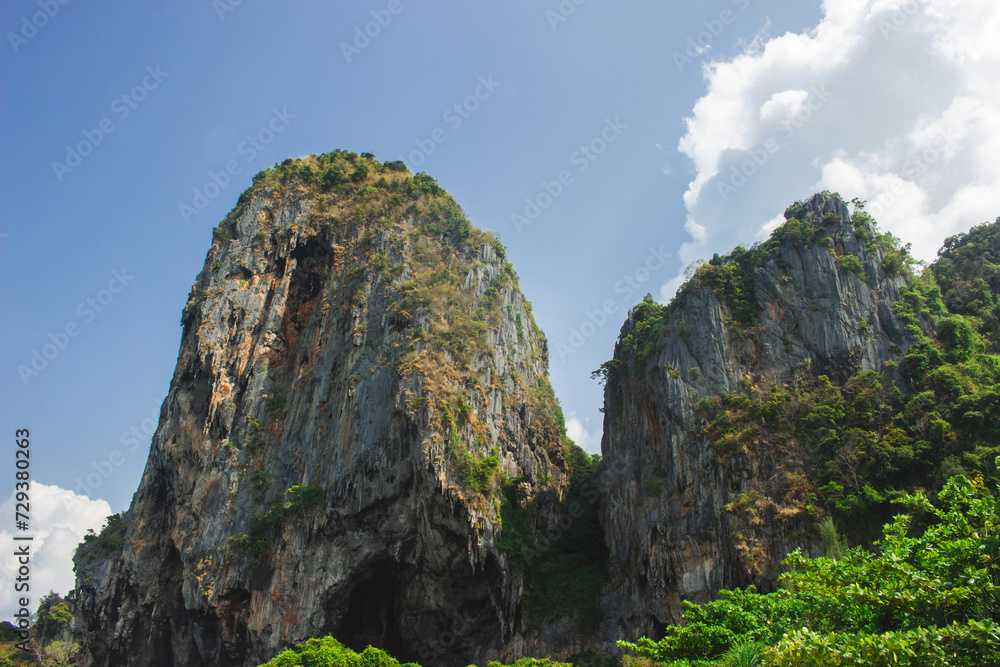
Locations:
338;561;412;661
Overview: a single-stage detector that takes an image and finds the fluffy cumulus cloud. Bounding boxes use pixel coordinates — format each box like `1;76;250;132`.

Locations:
566;411;602;453
664;0;1000;300
0;484;111;622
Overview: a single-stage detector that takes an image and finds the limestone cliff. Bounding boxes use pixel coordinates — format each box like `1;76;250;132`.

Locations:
597;193;934;641
73;153;589;666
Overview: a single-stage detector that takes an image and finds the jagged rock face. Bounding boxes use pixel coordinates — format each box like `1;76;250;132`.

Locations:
598;194;931;640
73;156;573;667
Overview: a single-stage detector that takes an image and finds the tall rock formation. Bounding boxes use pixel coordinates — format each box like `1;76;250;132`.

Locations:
73;153;590;666
597;193;934;641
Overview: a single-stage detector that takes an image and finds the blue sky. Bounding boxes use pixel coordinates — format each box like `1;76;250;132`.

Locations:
3;0;999;615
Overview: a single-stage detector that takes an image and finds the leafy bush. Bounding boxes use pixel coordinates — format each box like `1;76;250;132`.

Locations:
931;217;1000;349
261;636;418;667
77;513;126;562
620;472;1000;666
618;296;673;368
837;253;864;277
487;658;573;667
321;166;347;191
349;164;369;183
34;592;74;640
408;172;443;196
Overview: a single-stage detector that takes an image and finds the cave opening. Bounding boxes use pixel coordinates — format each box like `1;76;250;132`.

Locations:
338;561;413;662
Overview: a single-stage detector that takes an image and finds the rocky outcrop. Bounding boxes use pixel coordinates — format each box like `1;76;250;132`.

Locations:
597;193;932;641
73;154;584;667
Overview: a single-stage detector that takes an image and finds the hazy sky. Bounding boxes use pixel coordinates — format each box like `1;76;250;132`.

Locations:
2;0;998;618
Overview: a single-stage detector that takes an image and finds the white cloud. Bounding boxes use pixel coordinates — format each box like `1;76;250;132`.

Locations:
0;484;111;621
566;411;602;453
664;0;1000;301
759;89;811;125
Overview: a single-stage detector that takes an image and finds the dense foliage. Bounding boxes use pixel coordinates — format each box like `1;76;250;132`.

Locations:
260;636;419;667
259;635;578;667
496;447;609;628
699;338;1000;542
930;218;1000;351
74;513;126;566
215;150;490;251
0;593;80;666
619;472;1000;666
689;229;1000;546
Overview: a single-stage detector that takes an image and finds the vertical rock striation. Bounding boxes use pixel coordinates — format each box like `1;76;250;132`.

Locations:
597;193;933;641
73;153;584;666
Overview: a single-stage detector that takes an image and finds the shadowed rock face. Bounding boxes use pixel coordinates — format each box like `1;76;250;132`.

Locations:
597;193;933;642
73;157;580;667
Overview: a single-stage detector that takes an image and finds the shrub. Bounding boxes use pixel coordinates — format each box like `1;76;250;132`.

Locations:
349;164;369;183
488;659;573;667
260;636;418;667
76;513;127;565
837;253;864;277
620;472;1000;667
320;166;347;191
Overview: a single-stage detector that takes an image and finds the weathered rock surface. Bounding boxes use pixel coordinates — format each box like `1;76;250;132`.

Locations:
598;193;932;641
73;155;586;666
